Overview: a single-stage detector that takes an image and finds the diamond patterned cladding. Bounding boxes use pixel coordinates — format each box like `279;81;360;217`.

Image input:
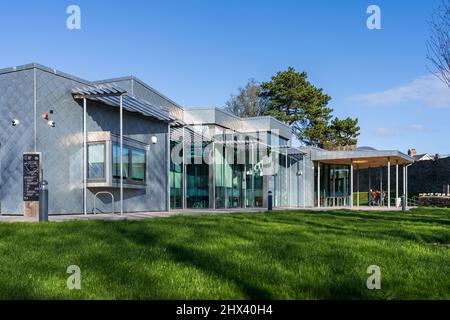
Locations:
0;69;35;214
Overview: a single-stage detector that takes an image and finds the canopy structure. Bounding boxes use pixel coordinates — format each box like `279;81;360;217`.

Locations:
72;84;183;125
313;150;413;169
312;150;415;209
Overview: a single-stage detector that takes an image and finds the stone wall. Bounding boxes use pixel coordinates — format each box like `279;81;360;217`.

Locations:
408;157;450;193
355;158;450;195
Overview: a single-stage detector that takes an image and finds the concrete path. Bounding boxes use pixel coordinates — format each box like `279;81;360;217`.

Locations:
0;206;411;223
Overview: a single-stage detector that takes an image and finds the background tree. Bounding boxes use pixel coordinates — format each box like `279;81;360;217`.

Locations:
260;67;360;148
426;0;450;88
325;117;361;149
224;79;268;117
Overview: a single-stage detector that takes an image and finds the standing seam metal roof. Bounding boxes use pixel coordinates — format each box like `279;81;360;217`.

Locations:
72;85;182;124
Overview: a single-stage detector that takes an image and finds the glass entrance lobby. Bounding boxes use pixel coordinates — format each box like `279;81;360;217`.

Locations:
315;164;351;207
169;125;303;210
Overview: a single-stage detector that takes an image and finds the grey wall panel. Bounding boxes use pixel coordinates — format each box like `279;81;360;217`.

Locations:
32;69;169;215
0;69;35;214
95;78;184;120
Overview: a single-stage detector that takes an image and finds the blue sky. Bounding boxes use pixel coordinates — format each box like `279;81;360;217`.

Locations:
0;0;448;154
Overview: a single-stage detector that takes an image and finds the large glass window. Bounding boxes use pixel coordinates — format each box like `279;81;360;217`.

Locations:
170;140;183;209
186;163;209;208
88;143;105;180
314;164;350;207
131;149;146;182
112;143;146;183
113;144;129;179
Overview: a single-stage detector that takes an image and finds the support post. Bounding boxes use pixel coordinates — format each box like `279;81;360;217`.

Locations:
212;141;216;210
350;161;354;208
380;166;383;206
403;165;406;197
302;155;306;208
182;127;186;210
406;164;409;208
317;162;320;208
356;165;360;207
368;166;371;206
387;158;391;208
167;124;171;212
396;161;399;206
83;98;87;215
120;95;124;216
285;148;289;207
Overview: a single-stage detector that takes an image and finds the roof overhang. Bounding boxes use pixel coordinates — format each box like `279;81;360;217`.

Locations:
72;85;184;125
313;150;414;169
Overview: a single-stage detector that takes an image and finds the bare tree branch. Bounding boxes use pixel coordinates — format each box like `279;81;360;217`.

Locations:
426;0;450;88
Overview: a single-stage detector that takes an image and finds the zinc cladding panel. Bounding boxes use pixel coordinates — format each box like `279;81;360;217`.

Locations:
132;80;184;119
35;69;169;214
0;69;35;214
35;68;87;215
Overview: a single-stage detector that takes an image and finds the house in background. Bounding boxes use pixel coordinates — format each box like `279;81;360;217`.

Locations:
408;149;434;162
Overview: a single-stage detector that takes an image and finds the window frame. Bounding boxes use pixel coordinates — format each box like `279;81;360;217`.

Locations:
87;142;107;182
112;143;147;185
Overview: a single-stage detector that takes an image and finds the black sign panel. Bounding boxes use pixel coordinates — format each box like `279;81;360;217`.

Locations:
23;154;40;201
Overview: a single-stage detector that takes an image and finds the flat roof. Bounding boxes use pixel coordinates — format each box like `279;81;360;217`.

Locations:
312;149;414;168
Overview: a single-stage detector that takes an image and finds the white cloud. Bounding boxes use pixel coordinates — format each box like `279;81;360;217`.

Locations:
410;124;425;130
373;127;398;137
348;75;450;107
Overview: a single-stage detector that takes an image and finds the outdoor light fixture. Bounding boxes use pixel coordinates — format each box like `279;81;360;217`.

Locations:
353;160;369;164
47;120;56;128
151;136;158;144
11;119;20;126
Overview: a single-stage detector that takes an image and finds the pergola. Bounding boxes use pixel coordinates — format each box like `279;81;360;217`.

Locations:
314;150;415;208
72;84;180;215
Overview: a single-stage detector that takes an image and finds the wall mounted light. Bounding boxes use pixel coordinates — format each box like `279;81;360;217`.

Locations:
151;136;158;144
12;119;20;127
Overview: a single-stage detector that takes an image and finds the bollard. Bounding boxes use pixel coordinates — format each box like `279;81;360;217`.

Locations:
268;191;273;211
39;180;49;222
401;195;406;212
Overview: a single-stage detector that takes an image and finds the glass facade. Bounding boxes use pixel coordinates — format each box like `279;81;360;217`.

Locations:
186;142;210;209
170;140;183;209
315;164;351;207
169;125;301;210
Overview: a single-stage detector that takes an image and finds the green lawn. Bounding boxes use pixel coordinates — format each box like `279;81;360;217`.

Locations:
0;208;449;299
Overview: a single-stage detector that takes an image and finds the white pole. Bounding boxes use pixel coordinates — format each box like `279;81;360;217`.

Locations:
285;148;288;207
83;98;87;215
357;165;360;207
387;158;391;208
350;161;354;208
167;124;171;212
396;162;399;205
403;165;406;197
317;162;320;208
406;164;409;208
302;155;306;208
120;95;124;216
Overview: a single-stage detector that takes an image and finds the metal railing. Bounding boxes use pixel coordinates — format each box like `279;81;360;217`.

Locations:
93;191;115;215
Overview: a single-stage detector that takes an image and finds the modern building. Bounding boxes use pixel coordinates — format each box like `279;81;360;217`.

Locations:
0;63;414;215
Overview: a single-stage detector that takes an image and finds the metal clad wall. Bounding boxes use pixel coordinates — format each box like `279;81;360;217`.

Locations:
32;69;168;214
0;69;35;214
35;68;86;215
